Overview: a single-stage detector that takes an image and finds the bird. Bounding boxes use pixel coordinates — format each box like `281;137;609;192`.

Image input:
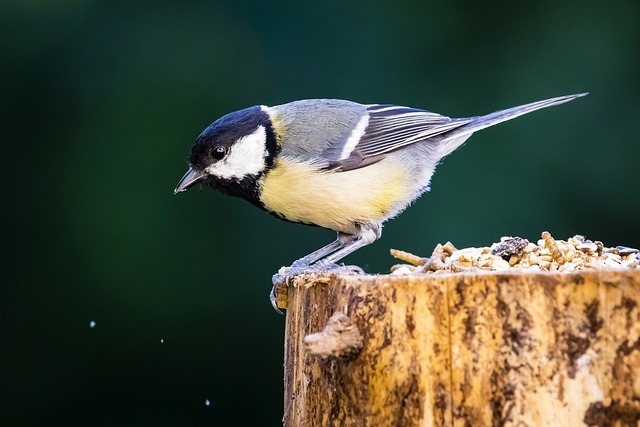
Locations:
175;93;587;281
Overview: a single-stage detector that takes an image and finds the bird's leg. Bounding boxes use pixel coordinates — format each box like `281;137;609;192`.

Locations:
270;233;351;313
290;236;348;269
319;224;381;265
270;225;382;313
271;233;354;286
287;231;368;276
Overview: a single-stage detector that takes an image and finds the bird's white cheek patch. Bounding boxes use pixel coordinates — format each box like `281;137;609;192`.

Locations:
205;126;267;179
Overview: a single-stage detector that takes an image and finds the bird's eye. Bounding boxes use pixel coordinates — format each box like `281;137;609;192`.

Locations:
211;146;227;160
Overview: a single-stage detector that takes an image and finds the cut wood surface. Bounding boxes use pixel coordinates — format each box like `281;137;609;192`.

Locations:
282;269;640;427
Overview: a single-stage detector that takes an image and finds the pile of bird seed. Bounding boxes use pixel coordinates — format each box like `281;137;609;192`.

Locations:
390;231;639;274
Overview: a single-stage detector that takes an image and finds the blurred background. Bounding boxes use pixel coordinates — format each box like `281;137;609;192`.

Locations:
2;0;638;425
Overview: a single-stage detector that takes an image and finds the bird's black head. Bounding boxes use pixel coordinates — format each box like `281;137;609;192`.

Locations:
174;105;278;207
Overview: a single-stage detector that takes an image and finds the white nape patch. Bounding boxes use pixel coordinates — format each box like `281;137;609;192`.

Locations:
205;125;267;179
339;114;369;160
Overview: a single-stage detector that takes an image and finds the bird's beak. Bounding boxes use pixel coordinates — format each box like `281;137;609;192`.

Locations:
174;167;205;194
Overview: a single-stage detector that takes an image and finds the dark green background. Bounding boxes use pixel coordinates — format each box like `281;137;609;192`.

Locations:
2;0;638;425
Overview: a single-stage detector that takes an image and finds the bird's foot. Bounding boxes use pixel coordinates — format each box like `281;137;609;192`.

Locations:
269;278;288;315
270;260;365;314
283;259;364;282
310;259;365;275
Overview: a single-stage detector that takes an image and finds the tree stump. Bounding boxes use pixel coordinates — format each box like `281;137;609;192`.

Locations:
282;270;640;427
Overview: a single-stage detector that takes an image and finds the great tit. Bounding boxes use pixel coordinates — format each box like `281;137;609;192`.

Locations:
175;94;586;273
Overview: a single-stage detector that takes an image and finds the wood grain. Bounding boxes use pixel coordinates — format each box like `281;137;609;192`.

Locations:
282;270;640;427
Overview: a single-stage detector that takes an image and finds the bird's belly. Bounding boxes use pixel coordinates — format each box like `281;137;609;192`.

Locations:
259;157;423;233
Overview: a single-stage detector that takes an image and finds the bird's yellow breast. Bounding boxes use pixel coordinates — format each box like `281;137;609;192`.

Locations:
259;157;411;234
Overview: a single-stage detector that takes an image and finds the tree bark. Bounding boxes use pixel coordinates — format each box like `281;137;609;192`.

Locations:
282;270;640;427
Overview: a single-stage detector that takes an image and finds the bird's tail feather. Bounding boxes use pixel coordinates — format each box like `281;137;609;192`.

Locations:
437;93;587;157
463;92;587;135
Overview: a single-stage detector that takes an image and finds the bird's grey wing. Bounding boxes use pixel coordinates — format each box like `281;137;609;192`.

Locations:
323;104;472;171
270;99;368;168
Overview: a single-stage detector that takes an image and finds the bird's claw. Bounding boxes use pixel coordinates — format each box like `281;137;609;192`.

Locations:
269;284;285;315
269;260;365;314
